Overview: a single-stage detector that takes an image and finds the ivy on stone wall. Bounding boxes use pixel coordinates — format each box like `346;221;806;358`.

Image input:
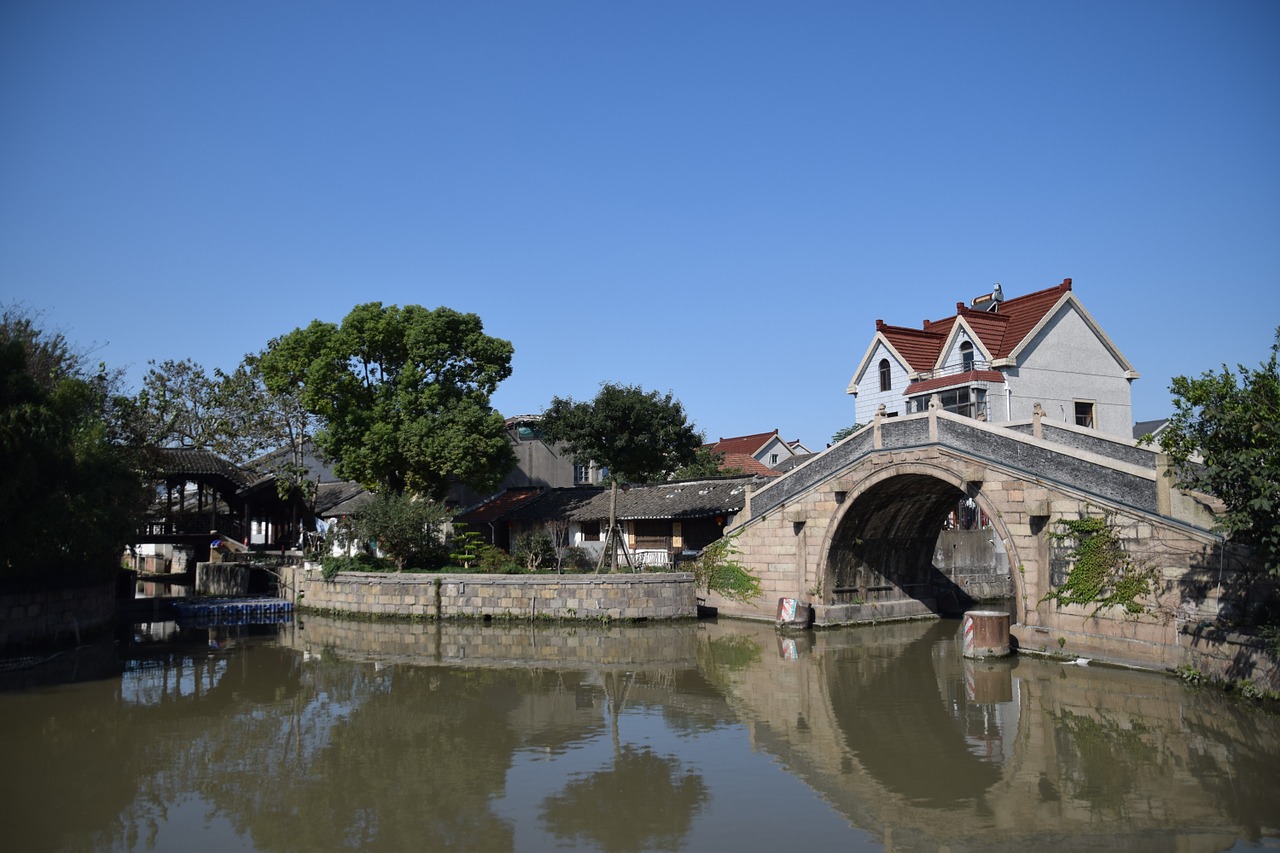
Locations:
691;532;763;604
1042;516;1153;615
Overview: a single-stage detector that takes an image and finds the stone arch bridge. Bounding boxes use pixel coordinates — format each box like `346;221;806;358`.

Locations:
720;405;1248;670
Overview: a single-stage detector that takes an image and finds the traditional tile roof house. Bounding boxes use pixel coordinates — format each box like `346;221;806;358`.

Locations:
134;446;321;565
846;279;1139;439
456;475;759;565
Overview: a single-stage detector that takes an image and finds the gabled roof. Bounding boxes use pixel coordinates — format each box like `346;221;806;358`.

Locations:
455;487;545;525
315;480;369;517
1133;418;1170;441
852;278;1119;388
909;279;1075;367
138;447;251;490
613;476;754;520
706;430;781;457
499;488;607;524
246;439;342;483
720;452;782;478
873;324;947;373
495;475;760;524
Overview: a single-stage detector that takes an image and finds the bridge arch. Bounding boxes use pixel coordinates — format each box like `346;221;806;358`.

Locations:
817;461;1023;613
724;410;1243;670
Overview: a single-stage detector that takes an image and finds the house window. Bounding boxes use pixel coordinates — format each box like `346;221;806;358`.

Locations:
769;453;779;465
879;359;892;392
1075;400;1095;429
912;387;987;419
960;341;974;372
580;520;601;541
633;519;671;550
574;464;592;484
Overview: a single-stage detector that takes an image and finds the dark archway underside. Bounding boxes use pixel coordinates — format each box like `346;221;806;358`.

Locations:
827;474;968;605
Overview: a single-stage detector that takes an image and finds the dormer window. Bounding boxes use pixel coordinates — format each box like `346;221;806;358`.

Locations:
879;359;891;392
960;341;974;372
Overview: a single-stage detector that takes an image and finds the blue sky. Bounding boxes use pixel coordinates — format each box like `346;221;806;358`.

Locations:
3;1;1277;450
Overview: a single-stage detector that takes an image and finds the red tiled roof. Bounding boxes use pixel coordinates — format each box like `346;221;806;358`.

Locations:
971;279;1071;358
877;323;949;372
878;278;1074;370
706;430;779;457
720;452;783;477
456;488;544;524
905;370;1006;396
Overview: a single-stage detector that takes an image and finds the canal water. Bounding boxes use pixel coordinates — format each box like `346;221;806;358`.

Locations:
2;615;1278;852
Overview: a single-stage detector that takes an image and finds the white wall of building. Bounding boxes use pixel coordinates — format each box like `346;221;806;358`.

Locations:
1007;306;1134;438
852;340;913;425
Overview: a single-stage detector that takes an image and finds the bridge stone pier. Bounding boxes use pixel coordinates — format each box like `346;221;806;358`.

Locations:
720;403;1259;674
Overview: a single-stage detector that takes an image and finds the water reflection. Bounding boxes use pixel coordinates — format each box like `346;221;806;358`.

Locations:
1;615;1277;851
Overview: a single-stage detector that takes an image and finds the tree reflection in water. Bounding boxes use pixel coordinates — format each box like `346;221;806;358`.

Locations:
4;616;1280;852
540;744;709;852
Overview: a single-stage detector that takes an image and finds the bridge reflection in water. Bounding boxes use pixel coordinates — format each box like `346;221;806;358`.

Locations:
1;617;1276;851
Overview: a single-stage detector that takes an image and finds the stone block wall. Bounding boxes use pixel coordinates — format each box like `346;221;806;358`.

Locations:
284;565;697;621
195;562;250;596
0;580;116;650
1179;626;1280;693
278;614;701;669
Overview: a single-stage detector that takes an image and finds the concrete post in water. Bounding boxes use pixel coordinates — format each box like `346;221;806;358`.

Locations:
963;658;1014;704
777;597;812;628
962;610;1011;658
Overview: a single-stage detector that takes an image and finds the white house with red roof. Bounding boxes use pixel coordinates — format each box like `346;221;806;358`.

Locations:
846;278;1139;439
705;429;808;476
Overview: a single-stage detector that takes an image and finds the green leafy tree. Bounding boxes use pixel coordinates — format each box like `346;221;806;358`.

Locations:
540;746;708;850
220;353;319;500
0;306;148;585
541;383;701;571
133;358;226;451
134;355;315;472
331;491;451;571
449;523;485;569
258;302;516;498
1154;328;1280;575
831;423;862;444
512;531;555;572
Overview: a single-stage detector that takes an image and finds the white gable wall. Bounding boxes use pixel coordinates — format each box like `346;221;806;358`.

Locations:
938;327;985;372
1005;305;1134;437
754;434;795;466
852;340;913;426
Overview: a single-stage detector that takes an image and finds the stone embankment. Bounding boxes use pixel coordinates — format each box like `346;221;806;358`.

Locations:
277;613;702;669
0;580;116;649
281;564;697;621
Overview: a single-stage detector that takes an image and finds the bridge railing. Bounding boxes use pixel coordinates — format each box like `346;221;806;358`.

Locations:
745;410;1168;525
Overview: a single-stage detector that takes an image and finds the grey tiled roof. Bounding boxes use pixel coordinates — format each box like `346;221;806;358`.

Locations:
138;447;251;488
315;481;369;516
503;475;759;523
245;439;344;483
1132;419;1169;440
